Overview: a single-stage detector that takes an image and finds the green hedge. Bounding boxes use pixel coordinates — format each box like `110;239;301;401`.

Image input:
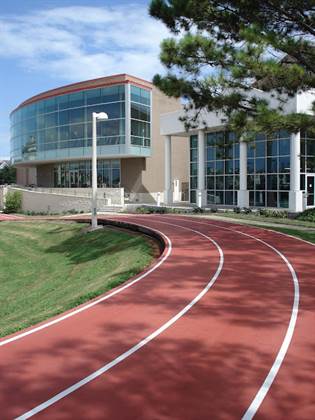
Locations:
4;191;22;213
296;208;315;222
135;206;168;214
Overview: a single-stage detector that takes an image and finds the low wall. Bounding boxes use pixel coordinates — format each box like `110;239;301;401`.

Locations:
0;186;6;210
8;187;122;213
125;191;186;205
125;191;165;205
17;186;124;205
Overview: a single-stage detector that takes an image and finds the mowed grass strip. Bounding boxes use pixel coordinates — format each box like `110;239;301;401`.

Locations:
253;225;315;244
0;221;155;338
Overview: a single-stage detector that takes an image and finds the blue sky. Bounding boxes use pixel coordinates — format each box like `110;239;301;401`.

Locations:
0;0;170;158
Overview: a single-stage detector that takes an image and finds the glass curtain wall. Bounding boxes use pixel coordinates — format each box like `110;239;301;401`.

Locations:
205;131;239;205
247;130;290;208
190;135;198;203
189;131;240;205
190;129;294;209
11;85;126;163
53;159;120;188
300;131;315;207
130;85;151;147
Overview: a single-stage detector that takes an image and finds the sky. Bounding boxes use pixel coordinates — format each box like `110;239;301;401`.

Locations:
0;0;171;158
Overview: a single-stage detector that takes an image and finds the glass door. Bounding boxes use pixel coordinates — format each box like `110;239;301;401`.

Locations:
306;175;315;207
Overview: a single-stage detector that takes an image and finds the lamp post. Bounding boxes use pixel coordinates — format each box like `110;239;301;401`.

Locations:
91;111;108;230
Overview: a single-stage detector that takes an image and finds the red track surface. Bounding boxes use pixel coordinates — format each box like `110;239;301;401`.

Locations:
0;214;22;221
0;215;314;419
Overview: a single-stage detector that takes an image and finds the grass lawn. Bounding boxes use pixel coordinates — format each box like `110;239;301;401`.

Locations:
0;221;155;338
254;225;315;245
210;211;315;228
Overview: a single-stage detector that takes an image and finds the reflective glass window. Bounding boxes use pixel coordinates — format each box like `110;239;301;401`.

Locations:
267;140;278;156
255;191;265;207
255;174;265;190
279;139;290;155
267;192;277;207
267;175;277;190
207;147;215;160
69;108;85;124
279;174;290;190
279;192;289;208
267;158;278;173
45;98;57;113
215;161;224;174
68;92;84;108
255;141;265;157
247;159;255;174
255;158;265;173
279;156;290;173
206;176;215;189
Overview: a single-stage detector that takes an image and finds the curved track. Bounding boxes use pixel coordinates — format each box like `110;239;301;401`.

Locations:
0;215;314;419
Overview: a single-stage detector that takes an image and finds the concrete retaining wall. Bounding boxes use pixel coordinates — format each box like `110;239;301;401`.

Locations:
18;187;124;205
7;187;122;213
0;186;7;210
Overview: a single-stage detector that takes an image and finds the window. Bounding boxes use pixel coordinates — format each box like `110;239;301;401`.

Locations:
53;159;120;188
68;92;85;108
130;85;151;148
193;131;240;206
131;85;150;105
247;131;291;208
11;84;127;164
69;108;85;124
131;103;150;121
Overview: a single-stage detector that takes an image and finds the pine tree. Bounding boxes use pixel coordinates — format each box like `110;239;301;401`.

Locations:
149;0;315;138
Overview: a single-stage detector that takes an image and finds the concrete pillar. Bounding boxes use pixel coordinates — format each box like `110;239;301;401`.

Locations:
164;135;172;205
289;131;303;212
197;129;207;207
238;139;249;207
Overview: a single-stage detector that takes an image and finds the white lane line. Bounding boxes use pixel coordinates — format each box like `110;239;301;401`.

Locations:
16;224;224;420
161;215;300;420
0;222;172;347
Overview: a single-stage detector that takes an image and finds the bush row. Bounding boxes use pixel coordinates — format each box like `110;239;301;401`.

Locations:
296;208;315;222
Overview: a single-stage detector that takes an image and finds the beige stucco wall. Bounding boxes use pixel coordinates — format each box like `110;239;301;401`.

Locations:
16;167;37;186
144;87;189;194
7;187;123;213
121;158;146;193
121;87;189;200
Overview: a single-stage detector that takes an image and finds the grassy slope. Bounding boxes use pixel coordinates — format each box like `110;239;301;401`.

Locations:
212;212;315;228
0;222;154;337
255;225;315;244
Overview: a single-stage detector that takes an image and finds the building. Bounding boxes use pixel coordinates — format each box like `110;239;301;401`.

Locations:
10;74;188;203
160;89;315;212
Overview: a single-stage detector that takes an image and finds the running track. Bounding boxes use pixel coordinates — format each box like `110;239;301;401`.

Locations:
0;215;314;419
0;213;23;221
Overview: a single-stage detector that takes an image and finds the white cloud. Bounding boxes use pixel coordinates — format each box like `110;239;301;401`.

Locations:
0;5;170;82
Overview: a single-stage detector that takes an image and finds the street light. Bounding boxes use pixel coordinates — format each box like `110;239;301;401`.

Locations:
91;111;108;230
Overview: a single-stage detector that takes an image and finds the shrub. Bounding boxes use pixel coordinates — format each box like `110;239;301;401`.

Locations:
241;207;252;214
296;208;315;222
193;207;204;213
4;190;22;213
135;206;168;214
233;206;241;213
258;208;288;218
